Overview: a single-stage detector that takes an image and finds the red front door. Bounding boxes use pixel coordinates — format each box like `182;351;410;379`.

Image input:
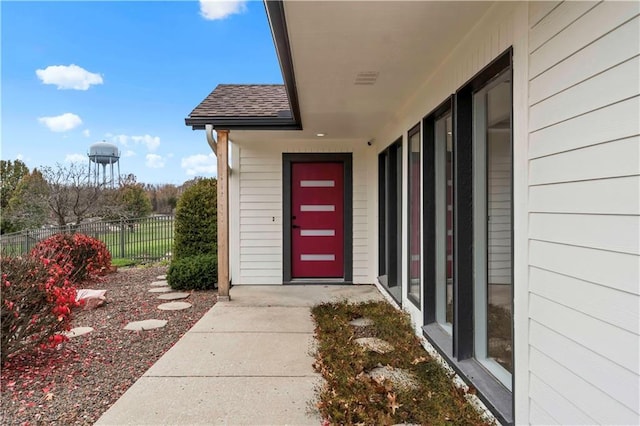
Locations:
291;162;344;278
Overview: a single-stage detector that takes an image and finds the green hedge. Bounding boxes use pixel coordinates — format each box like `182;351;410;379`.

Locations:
167;253;217;291
173;178;217;260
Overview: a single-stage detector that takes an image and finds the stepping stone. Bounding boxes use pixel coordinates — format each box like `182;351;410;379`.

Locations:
367;365;419;391
150;280;168;287
148;287;172;293
156;275;166;280
157;292;190;301
124;319;167;331
158;301;192;311
355;337;394;354
64;327;94;338
349;317;374;327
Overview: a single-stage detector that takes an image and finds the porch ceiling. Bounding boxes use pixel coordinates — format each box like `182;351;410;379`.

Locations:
230;1;494;145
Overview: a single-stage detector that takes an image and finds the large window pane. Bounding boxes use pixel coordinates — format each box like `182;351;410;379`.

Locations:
445;116;454;325
378;141;403;304
473;69;513;387
408;127;421;305
435;112;454;330
486;77;512;374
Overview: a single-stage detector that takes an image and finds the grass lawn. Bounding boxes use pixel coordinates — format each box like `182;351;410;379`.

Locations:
110;258;139;268
312;301;492;425
0;218;174;262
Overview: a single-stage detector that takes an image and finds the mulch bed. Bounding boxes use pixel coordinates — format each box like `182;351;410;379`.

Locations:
1;265;217;425
312;301;492;425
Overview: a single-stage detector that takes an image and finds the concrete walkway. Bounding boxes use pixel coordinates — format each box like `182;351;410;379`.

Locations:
96;285;384;425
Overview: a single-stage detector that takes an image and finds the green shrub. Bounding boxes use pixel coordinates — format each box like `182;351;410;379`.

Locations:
173;178;217;260
167;253;217;290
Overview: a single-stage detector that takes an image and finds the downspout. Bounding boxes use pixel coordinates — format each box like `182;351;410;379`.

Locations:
205;124;217;156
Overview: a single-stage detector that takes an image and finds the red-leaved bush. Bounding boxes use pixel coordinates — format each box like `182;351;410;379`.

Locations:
30;233;112;282
1;248;83;365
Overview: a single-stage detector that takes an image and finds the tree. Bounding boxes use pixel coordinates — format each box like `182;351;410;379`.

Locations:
6;169;49;230
36;163;103;226
118;183;152;219
1;159;30;233
144;183;179;214
0;159;29;209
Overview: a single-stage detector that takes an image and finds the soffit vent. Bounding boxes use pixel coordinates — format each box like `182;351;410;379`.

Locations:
354;71;379;85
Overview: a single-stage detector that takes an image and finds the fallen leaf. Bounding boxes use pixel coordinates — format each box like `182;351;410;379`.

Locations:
387;392;402;415
411;356;428;365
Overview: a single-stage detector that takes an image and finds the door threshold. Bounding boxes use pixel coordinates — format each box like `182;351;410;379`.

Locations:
286;278;352;285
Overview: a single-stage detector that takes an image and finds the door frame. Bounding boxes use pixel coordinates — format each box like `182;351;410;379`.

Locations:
283;153;353;283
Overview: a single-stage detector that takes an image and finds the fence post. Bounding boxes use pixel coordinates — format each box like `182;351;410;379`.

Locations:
120;219;126;258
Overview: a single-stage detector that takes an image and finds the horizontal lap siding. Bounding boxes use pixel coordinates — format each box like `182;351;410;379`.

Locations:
237;141;370;284
239;146;282;284
528;1;640;424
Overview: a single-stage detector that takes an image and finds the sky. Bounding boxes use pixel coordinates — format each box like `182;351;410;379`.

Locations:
1;0;282;185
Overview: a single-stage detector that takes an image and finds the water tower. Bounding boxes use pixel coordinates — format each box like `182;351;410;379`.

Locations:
88;141;120;188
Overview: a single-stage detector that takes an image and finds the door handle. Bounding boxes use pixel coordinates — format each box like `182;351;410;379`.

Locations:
292;224;300;229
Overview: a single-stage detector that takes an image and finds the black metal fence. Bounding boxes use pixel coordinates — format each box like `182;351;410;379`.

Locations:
0;216;174;261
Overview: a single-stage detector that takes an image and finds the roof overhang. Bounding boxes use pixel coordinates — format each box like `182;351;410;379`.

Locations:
185;1;301;132
186;0;496;144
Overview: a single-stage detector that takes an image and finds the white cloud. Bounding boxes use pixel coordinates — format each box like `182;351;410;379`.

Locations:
112;134;160;151
113;134;129;146
181;153;217;176
36;64;103;90
123;150;136;157
146;154;165;168
83;129;91;137
16;154;24;161
65;153;87;163
199;0;247;20
38;113;82;132
132;135;160;151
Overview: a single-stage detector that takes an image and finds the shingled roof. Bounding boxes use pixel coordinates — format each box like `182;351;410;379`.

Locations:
185;84;300;130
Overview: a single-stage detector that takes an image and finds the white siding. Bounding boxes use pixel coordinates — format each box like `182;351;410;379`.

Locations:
237;145;281;284
527;2;640;424
236;140;370;285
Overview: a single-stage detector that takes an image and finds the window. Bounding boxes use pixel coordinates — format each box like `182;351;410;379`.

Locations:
378;139;403;304
473;69;513;387
408;124;421;306
421;96;453;329
421;49;513;424
435;112;454;331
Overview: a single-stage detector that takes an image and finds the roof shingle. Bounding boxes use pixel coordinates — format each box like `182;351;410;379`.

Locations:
188;84;291;119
